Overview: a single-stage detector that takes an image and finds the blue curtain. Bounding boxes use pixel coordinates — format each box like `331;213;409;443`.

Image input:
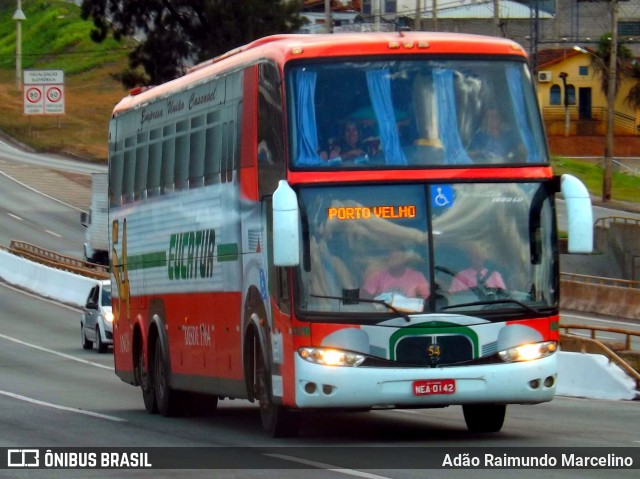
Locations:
433;69;472;165
366;70;407;166
295;70;323;166
506;66;539;163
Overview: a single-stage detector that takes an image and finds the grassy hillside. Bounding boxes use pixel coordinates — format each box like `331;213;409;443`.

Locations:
0;0;130;162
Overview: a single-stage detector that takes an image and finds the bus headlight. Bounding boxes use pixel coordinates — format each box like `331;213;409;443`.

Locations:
498;341;557;363
298;347;365;367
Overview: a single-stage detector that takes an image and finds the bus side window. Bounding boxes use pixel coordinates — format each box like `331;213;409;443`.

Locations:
161;124;176;194
174;120;189;190
204;111;222;186
189;115;206;189
147;128;162;198
122;136;136;203
132;130;148;201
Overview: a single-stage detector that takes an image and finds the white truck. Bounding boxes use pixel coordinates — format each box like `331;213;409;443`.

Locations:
80;172;109;265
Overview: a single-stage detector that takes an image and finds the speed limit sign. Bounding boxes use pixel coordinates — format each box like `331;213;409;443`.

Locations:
23;69;65;115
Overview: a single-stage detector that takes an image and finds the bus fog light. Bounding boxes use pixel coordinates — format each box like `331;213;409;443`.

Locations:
298;347;365;367
498;341;557;363
544;376;556;387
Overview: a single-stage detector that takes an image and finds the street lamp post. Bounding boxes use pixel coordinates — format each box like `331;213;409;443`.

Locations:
13;0;26;90
558;72;570;137
603;1;619;203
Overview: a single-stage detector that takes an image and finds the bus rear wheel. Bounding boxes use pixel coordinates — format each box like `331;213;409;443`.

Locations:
154;335;178;417
254;340;300;438
462;404;506;433
135;341;157;414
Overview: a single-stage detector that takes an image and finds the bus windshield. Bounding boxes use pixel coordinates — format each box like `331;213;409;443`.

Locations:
297;182;557;319
286;58;547;168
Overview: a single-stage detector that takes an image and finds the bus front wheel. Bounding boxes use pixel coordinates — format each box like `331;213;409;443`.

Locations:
462;404;506;433
254;339;300;438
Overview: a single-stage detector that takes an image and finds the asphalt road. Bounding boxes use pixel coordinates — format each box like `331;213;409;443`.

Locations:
0;282;639;479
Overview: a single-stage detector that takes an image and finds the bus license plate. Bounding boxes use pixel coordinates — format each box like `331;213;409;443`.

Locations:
413;379;456;396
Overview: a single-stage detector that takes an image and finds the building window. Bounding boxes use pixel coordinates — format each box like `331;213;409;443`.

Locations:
579;66;589;76
567;85;576;105
385;1;396;13
550;84;561;105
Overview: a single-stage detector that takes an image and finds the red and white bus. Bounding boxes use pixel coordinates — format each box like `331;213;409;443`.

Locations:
108;32;593;437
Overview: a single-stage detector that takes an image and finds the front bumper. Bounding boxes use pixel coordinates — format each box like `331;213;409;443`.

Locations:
293;353;557;408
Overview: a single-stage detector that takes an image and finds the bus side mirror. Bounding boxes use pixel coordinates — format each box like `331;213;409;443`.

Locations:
560;174;593;253
272;180;300;266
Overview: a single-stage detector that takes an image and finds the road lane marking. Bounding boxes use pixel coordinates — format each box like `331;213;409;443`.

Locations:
44;229;62;238
264;454;392;479
0;333;112;370
0;390;126;422
7;212;23;221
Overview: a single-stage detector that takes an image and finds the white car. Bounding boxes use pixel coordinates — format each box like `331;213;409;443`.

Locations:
80;280;113;353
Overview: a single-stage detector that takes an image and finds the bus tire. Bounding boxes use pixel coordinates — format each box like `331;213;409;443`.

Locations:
135;339;157;414
462;404;506;433
153;334;179;417
254;338;300;438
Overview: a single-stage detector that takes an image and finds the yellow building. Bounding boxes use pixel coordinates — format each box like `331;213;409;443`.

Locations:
536;48;640;137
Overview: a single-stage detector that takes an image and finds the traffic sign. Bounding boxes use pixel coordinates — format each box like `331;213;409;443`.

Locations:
23;69;65;116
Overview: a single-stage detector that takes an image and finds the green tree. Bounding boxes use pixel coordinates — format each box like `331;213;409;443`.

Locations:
80;0;304;87
589;32;635;97
625;61;640;110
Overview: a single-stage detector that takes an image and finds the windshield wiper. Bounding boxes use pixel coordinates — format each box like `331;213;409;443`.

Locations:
441;298;541;315
310;294;413;322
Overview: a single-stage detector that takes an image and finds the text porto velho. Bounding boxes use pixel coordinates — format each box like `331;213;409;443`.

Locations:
443;453;634;468
168;229;216;280
328;205;416;221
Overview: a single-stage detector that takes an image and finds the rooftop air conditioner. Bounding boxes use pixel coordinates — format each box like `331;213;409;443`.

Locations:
538;71;552;83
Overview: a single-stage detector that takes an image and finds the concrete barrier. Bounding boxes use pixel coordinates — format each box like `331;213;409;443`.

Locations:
0;249;96;308
560;279;640;320
557;351;637;400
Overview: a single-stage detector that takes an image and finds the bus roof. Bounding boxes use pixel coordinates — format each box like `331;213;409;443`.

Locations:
112;32;528;116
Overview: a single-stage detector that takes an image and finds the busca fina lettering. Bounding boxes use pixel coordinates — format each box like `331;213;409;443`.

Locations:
328;205;416;221
168;229;216;280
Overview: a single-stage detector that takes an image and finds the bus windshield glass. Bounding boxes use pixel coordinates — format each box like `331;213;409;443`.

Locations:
286;58;547;168
297;182;557;319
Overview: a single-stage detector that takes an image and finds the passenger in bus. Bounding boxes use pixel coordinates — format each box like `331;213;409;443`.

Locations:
467;108;525;163
320;120;369;164
361;245;430;299
449;243;506;293
308;215;356;298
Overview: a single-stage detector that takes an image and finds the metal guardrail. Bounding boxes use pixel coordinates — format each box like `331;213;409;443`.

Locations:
560;272;640;289
560;324;640;352
594;216;640;229
4;240;109;280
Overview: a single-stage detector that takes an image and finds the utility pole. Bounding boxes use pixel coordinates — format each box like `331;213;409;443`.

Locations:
325;0;332;33
414;0;421;30
603;0;619;202
559;72;570;137
13;0;26;90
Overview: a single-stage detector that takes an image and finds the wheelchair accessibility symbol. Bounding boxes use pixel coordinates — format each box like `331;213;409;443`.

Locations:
431;185;453;209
